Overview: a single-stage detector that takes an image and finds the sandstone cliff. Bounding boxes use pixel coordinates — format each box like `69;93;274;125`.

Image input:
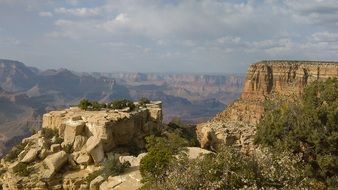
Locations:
0;102;163;189
197;60;338;153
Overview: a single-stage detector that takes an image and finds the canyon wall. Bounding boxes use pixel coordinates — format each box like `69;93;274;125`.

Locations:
197;60;338;152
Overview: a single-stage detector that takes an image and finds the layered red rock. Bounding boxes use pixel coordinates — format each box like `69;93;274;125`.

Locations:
197;60;338;151
213;60;338;125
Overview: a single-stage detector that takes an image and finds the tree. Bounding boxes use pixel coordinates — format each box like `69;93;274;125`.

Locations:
78;99;92;110
140;133;188;186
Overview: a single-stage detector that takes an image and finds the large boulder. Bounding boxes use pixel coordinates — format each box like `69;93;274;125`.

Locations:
75;152;92;165
42;151;68;178
63;119;85;145
73;135;87;151
20;148;39;163
86;137;104;164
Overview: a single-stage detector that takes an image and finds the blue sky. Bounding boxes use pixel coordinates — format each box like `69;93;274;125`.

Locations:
0;0;338;73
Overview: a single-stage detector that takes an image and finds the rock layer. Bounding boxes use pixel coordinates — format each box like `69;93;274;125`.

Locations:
197;60;338;152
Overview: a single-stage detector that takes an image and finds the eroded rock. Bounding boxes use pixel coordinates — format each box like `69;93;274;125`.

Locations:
42;151;68;178
86;137;104;164
21;148;39;163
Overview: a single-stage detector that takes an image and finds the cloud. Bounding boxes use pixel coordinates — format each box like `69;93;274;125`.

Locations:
1;0;338;72
311;32;338;42
0;37;21;46
39;11;53;17
285;0;338;26
114;13;129;24
54;7;100;17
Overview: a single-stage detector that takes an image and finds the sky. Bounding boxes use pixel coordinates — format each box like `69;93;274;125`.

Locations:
0;0;338;73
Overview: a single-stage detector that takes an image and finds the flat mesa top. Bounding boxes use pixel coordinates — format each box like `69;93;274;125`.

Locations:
254;60;338;66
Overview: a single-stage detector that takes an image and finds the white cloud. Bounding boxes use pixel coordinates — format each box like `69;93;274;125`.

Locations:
217;36;241;45
39;11;53;17
0;37;21;46
54;7;100;17
311;32;338;42
54;19;73;27
114;13;129;24
285;0;338;26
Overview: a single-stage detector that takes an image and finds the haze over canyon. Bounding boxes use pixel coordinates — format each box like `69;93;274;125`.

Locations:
0;59;244;156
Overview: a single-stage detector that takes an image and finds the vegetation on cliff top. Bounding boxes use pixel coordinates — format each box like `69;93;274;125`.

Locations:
78;98;151;111
255;78;338;188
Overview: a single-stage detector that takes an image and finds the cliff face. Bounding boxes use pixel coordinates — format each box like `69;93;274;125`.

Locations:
213;60;338;125
197;60;338;152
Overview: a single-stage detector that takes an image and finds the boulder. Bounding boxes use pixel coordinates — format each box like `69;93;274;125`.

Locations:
196;124;217;149
90;175;105;190
42;151;68;178
50;144;62;153
21;148;39;163
21;133;40;144
86;137;104;164
63;120;85;145
73;135;87;151
76;153;92;165
119;153;147;167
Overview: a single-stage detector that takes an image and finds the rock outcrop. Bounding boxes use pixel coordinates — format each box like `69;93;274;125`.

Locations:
0;101;163;189
42;101;162;152
197;60;338;152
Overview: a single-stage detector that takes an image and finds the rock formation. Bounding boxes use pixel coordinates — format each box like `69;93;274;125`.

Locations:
42;101;162;152
197;60;338;153
0;101;163;189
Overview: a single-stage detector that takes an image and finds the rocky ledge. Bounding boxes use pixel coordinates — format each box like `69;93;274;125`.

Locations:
197;60;338;153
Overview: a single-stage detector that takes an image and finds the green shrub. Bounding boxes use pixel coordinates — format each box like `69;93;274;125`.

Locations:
140;133;188;186
86;155;130;184
141;146;314;190
91;101;103;111
78;99;137;111
41;128;58;139
79;99;92;110
13;162;32;177
102;155;130;178
110;99;135;110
